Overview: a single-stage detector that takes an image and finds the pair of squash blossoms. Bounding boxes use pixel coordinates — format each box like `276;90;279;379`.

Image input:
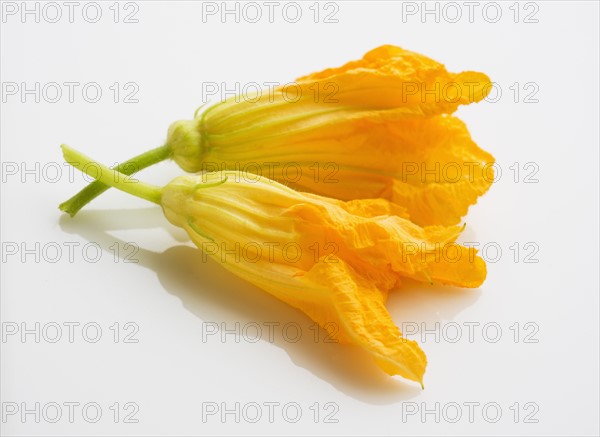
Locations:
61;45;494;386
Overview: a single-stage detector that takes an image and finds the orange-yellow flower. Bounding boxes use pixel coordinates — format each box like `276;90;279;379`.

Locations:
62;145;487;385
197;45;490;143
60;45;493;222
171;114;494;226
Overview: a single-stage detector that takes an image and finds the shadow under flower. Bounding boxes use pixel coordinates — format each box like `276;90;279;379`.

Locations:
59;207;480;404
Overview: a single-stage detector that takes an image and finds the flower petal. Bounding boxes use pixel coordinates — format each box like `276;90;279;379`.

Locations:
301;257;427;384
296;45;491;116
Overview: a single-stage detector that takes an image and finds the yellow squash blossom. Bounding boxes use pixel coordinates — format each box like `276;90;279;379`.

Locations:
168;114;494;226
59;45;493;222
197;45;490;143
62;145;486;386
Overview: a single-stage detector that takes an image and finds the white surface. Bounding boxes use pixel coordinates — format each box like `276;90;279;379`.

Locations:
1;1;599;436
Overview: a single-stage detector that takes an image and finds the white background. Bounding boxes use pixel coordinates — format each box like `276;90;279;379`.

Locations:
1;1;599;436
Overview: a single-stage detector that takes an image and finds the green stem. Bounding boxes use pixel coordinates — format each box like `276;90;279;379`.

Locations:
59;144;171;216
60;145;162;206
